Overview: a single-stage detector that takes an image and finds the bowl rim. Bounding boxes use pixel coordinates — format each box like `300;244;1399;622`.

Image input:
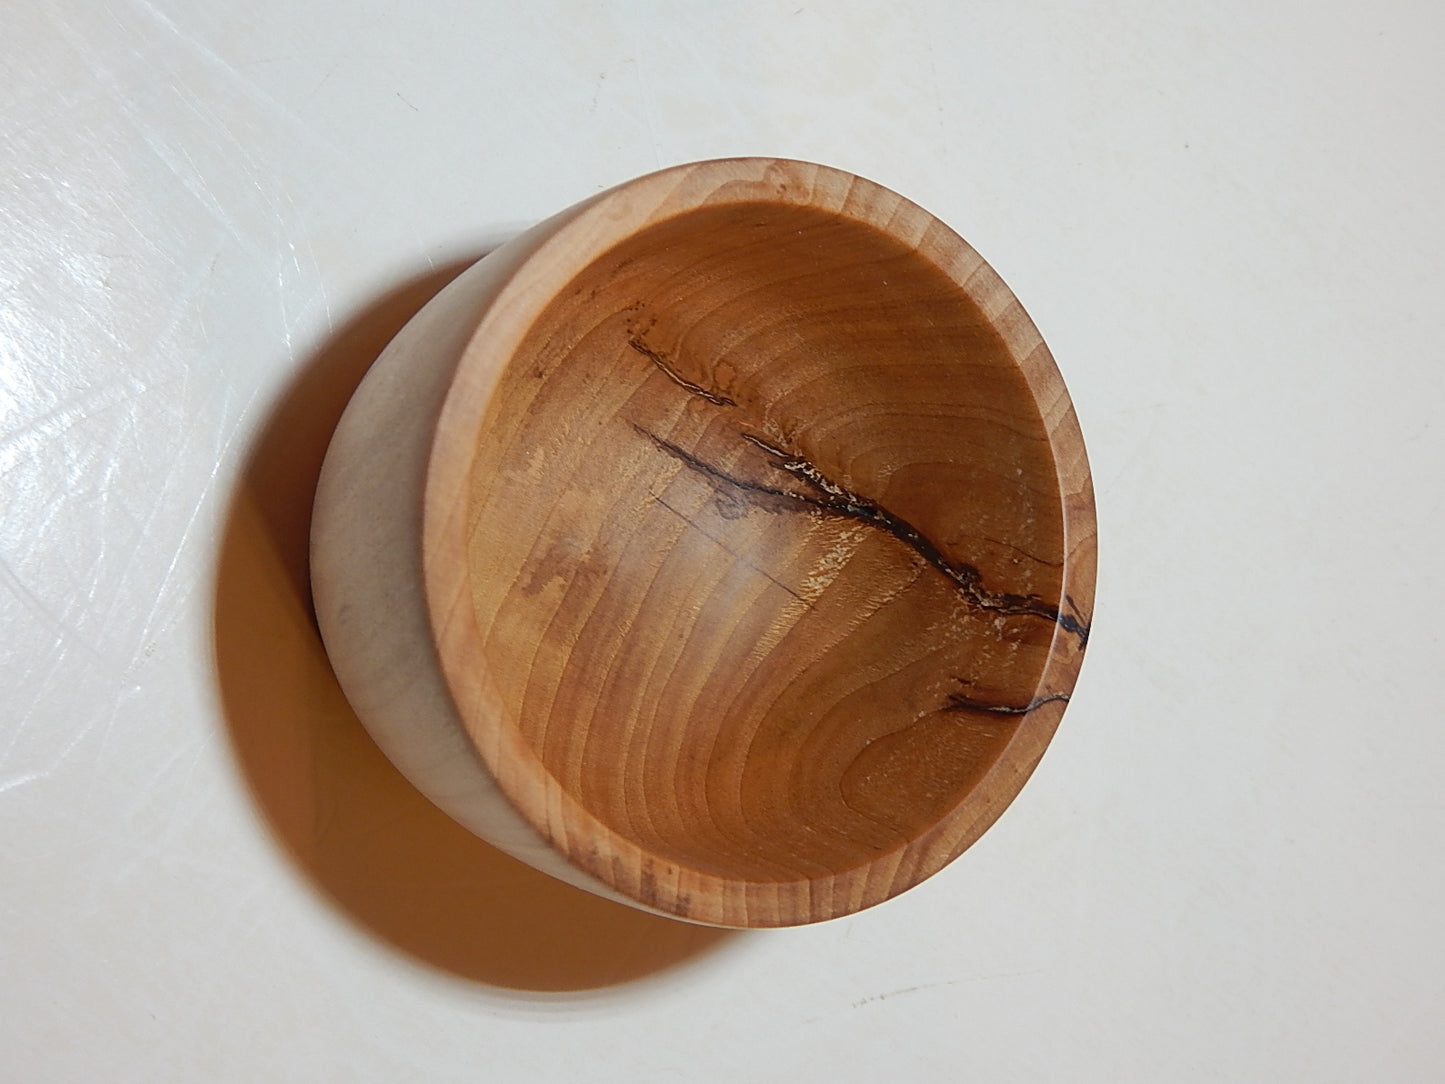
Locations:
419;156;1096;927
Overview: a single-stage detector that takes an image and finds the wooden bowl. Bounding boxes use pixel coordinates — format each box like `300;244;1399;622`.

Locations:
311;158;1095;928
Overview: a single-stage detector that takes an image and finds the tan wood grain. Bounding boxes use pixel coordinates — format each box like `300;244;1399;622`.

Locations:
313;158;1095;928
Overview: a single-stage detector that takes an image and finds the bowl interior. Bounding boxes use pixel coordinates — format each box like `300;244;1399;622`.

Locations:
461;197;1072;888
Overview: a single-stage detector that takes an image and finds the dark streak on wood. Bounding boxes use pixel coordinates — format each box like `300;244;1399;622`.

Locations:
639;425;1090;648
628;336;737;407
944;691;1070;716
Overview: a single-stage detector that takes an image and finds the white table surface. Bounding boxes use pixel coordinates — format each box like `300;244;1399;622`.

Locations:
4;2;1443;1080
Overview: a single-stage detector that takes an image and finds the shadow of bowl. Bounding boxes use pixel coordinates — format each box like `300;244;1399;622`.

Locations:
212;252;737;992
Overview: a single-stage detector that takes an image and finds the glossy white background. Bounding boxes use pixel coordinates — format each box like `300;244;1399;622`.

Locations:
4;2;1442;1079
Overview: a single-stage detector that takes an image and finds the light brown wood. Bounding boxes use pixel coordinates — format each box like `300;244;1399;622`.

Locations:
313;158;1095;928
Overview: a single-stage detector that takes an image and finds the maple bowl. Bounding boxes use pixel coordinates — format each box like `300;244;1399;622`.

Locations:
311;157;1095;928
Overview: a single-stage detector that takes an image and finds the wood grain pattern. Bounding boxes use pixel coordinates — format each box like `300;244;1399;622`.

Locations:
314;158;1095;928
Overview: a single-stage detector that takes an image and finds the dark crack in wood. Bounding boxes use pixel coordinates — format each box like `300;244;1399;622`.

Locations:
638;424;1088;717
945;691;1071;716
640;426;1089;647
738;433;1090;647
628;336;737;407
638;427;823;517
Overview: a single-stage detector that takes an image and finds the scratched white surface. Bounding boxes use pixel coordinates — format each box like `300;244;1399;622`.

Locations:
4;2;1444;1079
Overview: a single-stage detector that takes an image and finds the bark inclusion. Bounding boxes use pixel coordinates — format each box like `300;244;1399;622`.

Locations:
629;333;1089;719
